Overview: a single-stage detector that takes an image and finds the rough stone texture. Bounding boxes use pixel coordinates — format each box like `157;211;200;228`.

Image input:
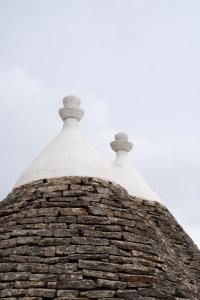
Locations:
0;176;199;299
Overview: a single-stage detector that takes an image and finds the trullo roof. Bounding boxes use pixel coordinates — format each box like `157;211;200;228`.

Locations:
110;132;160;202
15;96;116;188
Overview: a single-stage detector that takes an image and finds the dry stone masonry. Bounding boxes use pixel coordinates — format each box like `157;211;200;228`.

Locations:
0;177;199;299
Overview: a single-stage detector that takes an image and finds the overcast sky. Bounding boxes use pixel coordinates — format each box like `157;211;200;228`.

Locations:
0;0;200;247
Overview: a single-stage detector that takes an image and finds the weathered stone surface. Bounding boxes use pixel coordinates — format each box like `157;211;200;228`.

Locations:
49;263;77;274
116;289;140;298
58;279;96;289
17;263;49;273
27;288;56;297
57;290;79;297
80;290;115;298
14;281;46;288
55;245;76;255
82;269;118;281
82;229;122;239
0;272;30;281
0;176;199;299
60;207;87;216
72;236;109;246
39;237;70;246
53;229;78;237
97;278;127;289
78;260;120;273
119;274;154;284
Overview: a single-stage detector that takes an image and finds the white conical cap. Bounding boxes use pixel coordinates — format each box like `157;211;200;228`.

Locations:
15;96;116;188
110;133;160;202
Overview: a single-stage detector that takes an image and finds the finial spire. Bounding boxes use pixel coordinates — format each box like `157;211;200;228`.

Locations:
59;95;84;122
110;132;133;153
110;132;159;201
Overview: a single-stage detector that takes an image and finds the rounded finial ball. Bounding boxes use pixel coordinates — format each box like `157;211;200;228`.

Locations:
110;132;133;153
63;95;81;108
115;132;128;141
59;95;84;122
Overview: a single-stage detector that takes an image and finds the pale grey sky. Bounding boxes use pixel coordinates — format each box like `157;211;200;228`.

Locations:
0;0;200;247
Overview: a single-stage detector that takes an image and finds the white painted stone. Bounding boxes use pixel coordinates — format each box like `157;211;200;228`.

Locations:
110;133;160;202
15;96;116;188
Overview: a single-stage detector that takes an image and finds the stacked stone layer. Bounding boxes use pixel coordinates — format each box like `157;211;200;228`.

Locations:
0;177;199;299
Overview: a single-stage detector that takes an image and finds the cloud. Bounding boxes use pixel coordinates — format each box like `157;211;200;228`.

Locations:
0;66;60;199
83;94;110;126
81;94;117;160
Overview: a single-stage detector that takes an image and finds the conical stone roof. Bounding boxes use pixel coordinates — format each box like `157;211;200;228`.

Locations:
110;133;160;202
15;96;160;203
15;96;116;188
0;177;200;299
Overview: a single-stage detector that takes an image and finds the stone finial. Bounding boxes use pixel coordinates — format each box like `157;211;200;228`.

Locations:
110;132;133;153
59;95;84;122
